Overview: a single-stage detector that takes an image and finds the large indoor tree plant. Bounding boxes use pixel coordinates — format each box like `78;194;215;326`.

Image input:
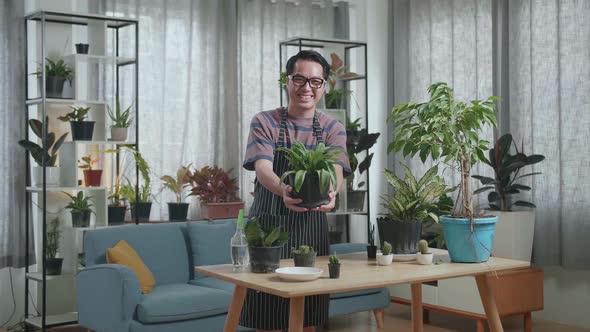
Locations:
472;133;545;261
278;140;341;208
389;82;498;262
189;165;244;220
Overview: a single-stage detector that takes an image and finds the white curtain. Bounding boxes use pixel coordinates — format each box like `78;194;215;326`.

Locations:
506;0;590;268
389;0;495;208
0;0;32;269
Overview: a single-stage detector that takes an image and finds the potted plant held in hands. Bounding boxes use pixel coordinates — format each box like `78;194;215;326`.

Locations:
78;155;102;187
46;217;63;275
346;117;380;211
245;218;289;273
18;118;68;187
292;245;316;267
378;164;453;254
472;133;545;261
160;164;193;221
64;191;94;227
107;97;133;141
278;140;341;208
190;166;244;220
58;106;94;141
389;82;498;263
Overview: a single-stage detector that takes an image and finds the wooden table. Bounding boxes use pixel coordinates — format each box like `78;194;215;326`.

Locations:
196;249;529;332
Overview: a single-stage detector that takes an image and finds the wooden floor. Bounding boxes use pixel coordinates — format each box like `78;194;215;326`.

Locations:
38;304;590;332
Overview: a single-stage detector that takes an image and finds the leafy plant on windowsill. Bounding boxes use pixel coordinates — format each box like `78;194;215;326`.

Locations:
245;218;289;248
18;117;68;167
388;82;498;219
472;133;545;211
189;166;241;203
325;53;361;109
160;164;193;204
106;146;154;204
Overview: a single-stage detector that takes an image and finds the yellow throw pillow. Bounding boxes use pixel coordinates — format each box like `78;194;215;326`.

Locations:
106;240;156;294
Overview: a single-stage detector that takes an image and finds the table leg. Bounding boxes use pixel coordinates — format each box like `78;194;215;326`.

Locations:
224;285;247;332
475;274;504;332
411;283;423;332
289;296;305;332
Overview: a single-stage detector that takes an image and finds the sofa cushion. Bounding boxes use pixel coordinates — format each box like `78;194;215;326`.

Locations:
189;277;235;294
188;220;236;279
106;240;156;294
330;288;381;299
137;283;231;324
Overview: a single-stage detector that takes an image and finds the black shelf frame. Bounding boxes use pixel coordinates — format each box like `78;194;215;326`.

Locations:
278;37;369;244
23;10;139;331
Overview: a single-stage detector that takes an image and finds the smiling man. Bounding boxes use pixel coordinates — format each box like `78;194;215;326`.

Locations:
241;50;351;332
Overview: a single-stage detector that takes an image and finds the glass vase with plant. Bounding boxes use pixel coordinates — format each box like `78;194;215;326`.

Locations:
389;82;498;262
58;106;95;141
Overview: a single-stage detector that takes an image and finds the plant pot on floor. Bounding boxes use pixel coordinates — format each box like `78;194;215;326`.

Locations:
168;202;189;221
75;43;89;54
440;215;498;263
346;190;366;211
110;127;128;141
200;201;244;220
293;252;316;267
108;205;126;225
328;263;340;279
249;246;282;273
46;257;64;275
131;202;152;221
367;245;377;259
70;121;95;141
287;173;330;208
32;166;60;187
377;218;422;254
83;169;102;187
71;210;91;228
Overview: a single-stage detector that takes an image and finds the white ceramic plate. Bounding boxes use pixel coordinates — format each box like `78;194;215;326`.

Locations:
392;253;416;262
275;267;323;282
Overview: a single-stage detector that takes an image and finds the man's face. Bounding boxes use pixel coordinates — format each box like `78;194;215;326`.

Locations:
287;60;326;112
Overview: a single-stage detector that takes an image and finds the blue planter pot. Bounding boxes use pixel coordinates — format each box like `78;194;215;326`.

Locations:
440;215;498;263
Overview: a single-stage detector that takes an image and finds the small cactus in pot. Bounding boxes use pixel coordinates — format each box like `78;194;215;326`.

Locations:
377;241;394;266
367;224;377;259
416;239;434;265
292;245;317;267
328;253;340;279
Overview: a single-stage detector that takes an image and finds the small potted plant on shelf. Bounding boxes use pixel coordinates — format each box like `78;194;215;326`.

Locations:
278;140;341;208
160;164;193;221
376;241;393;266
33;57;74;98
416;239;433;265
46;217;63;275
345;117;380;212
189;166;244;220
64;191;94;228
75;42;89;54
78;155;102;187
328;253;340;279
389;82;498;263
245;218;289;273
367;224;377;259
378;164;453;254
325;53;361;109
118;148;154;222
18;117;68;187
58;106;94;141
107;97;134;141
292;245;316;267
472;133;545;261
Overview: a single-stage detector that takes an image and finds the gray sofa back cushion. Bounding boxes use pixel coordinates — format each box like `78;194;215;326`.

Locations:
188;219;236;279
84;223;193;284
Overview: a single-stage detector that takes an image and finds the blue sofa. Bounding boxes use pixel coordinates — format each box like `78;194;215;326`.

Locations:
76;220;389;332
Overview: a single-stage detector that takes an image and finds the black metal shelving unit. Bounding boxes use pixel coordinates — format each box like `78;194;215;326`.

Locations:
23;10;138;331
279;36;369;243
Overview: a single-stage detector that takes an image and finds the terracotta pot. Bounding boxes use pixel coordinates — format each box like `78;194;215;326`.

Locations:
83;169;102;187
200;201;244;220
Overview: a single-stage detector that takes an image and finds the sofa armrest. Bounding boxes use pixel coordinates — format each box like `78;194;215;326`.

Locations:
76;264;141;332
329;243;368;255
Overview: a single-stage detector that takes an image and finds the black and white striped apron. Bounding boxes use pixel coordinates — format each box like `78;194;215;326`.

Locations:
239;108;330;330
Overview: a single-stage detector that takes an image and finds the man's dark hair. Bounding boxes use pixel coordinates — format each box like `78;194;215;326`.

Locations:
286;50;330;79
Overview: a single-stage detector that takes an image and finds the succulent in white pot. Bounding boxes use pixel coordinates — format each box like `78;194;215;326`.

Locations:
416;239;433;265
108;97;133;142
376;241;394;266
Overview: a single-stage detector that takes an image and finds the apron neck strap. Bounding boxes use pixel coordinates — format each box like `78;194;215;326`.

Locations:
278;107;323;147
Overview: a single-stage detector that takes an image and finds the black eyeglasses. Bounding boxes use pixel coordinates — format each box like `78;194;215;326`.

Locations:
288;75;326;89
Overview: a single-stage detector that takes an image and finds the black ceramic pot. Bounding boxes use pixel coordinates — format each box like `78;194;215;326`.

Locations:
249;246;282;273
46;258;63;276
293;252;316;267
131;202;152;221
328;263;340;279
377;217;423;254
71;210;91;228
108;205;126;225
168;202;189;221
45;76;67;98
367;245;377;259
75;43;89;54
287;173;330;208
70;121;95;141
346;190;366;211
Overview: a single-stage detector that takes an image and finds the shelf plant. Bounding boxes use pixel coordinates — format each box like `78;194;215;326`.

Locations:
33;57;74;98
160;164;193;221
245;218;289;273
189;165;244;220
78;155;102;187
107;96;134;141
58;106;95;140
18;117;68;187
292;245;316;267
120;148;154;222
278;140;341;208
325;53;361;109
389;82;498;263
46;217;63;275
63;191;94;228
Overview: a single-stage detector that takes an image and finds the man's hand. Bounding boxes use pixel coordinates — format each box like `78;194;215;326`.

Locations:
282;185;308;212
313;190;336;212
